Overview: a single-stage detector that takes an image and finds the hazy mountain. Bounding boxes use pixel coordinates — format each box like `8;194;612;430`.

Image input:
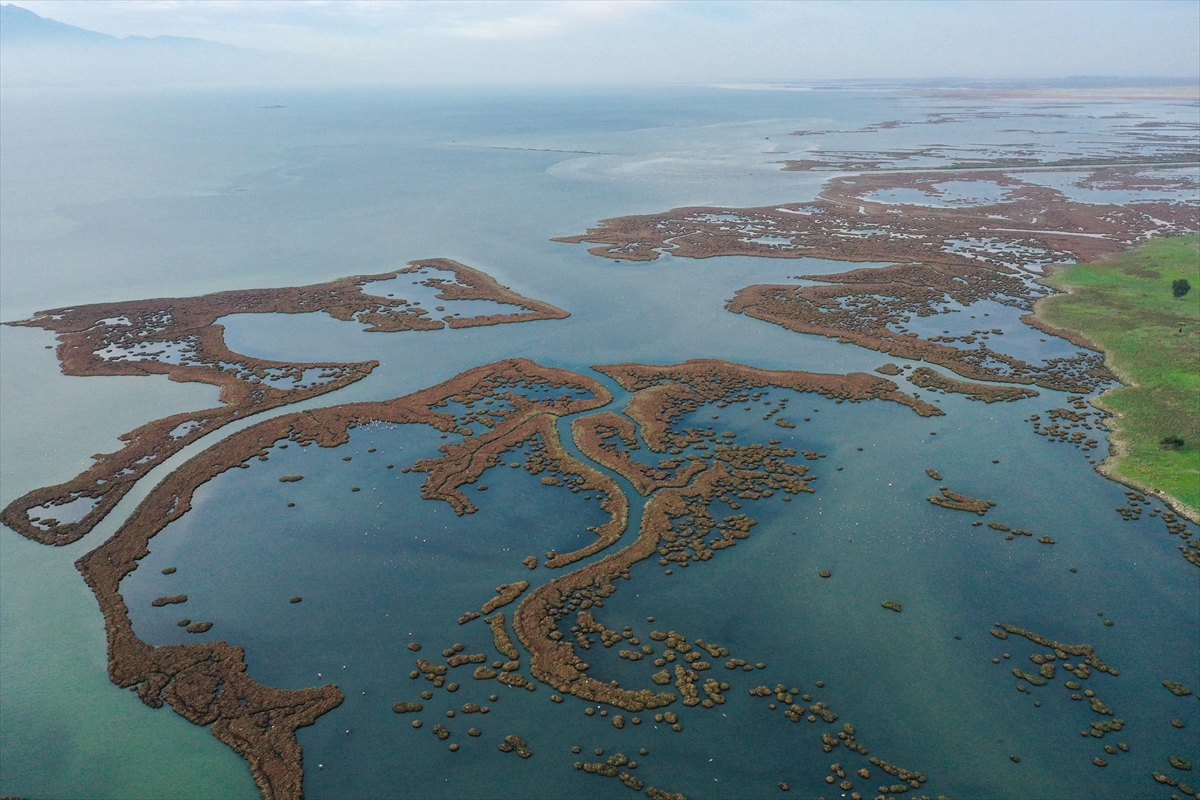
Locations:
0;4;373;88
1;3;121;45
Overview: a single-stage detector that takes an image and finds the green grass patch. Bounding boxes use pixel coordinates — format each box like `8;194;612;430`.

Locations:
1037;234;1200;513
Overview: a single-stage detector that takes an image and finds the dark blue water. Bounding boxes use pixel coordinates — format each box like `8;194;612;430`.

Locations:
119;369;1199;799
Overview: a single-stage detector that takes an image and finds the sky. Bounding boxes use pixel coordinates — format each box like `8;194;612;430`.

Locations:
8;0;1200;85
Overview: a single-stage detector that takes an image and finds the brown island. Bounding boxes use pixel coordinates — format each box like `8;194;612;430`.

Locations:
51;356;938;799
2;259;567;547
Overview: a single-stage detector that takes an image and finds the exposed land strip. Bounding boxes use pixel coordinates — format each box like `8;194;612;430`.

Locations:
404;259;569;330
593;359;942;454
572;411;707;496
411;412;628;569
556;170;1196;394
906;367;1041;403
59;357;946;797
726;273;1111;393
512;360;946;711
556;170;1196;265
873;158;1200;174
65;359;603;800
2;259;568;546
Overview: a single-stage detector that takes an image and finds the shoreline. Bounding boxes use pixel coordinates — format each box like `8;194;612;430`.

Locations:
1032;262;1200;524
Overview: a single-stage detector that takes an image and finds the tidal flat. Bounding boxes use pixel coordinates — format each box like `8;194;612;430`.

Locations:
2;84;1198;800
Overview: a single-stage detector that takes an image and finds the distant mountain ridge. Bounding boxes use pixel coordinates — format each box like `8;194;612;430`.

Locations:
0;3;373;88
1;3;120;45
2;3;252;53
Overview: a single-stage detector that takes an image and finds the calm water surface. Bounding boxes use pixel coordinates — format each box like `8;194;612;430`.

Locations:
2;86;1197;800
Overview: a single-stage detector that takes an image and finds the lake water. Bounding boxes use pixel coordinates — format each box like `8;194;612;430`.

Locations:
2;84;1197;800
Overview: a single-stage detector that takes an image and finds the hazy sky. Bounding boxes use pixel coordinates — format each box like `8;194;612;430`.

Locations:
12;0;1200;84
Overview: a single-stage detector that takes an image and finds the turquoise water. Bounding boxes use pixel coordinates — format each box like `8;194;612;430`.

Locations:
0;325;254;800
2;86;1198;800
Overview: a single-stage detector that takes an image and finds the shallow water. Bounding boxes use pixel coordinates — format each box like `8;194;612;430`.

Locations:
114;367;1200;800
0;326;253;800
359;267;525;321
1020;168;1200;206
865;180;1014;207
2;85;1198;800
892;297;1088;367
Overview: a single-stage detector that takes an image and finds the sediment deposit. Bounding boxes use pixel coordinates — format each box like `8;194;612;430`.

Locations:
553;170;1195;394
907;367;1040;403
56;359;619;800
400;259;569;330
556;170;1196;268
594;360;941;454
54;356;983;797
485;613;521;661
510;360;942;712
995;624;1118;675
408;375;624;569
727;276;1111;394
3;260;568;547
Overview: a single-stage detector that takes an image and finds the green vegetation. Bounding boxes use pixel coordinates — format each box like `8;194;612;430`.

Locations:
1037;234;1200;516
